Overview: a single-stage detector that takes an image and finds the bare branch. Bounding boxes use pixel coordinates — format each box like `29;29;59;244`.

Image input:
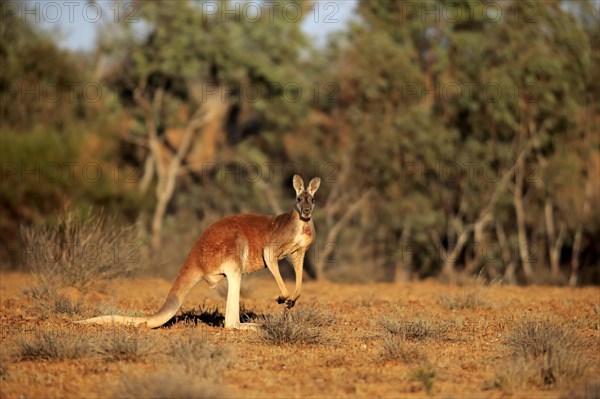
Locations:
256;178;283;215
314;189;373;279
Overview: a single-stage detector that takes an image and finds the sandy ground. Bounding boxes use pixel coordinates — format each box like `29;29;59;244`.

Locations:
0;271;598;398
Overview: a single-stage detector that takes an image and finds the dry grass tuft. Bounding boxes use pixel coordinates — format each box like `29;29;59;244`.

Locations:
170;329;231;374
17;330;92;361
439;289;491;310
286;306;336;327
0;356;8;380
566;383;600;399
381;316;446;341
21;208;143;291
258;307;335;345
97;329;150;362
378;315;449;363
440;274;493;311
113;366;226;399
112;332;230;398
492;354;539;393
506;319;580;358
493;318;591;393
44;295;84;315
24;285;91;319
33;293;86;316
380;334;423;363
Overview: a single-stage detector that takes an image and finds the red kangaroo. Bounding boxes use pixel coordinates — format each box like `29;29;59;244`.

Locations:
78;175;321;329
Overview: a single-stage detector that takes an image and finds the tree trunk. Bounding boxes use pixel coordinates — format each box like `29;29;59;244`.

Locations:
514;155;534;282
444;228;471;280
544;198;566;279
314;190;371;280
569;228;583;287
429;145;532;281
464;214;493;275
429;227;471;282
394;225;412;282
150;108;206;250
570;179;592;286
139;153;155;195
496;222;517;284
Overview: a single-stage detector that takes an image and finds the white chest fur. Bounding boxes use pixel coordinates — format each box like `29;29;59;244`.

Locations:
275;222;313;260
295;221;314;245
295;232;312;247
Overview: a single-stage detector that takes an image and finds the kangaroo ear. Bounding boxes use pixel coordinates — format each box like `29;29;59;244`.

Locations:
307;177;321;195
293;174;305;195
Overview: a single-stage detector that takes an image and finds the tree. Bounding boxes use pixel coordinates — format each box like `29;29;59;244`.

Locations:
300;0;599;283
100;0;313;249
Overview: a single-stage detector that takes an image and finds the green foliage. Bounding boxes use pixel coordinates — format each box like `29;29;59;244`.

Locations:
2;0;598;283
0;129;79;218
0;10;146;265
299;0;599;282
411;363;436;394
0;11;87;129
111;0;311;139
1;126;146;263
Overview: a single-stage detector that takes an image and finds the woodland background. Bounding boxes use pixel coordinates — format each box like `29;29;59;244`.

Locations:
1;0;599;285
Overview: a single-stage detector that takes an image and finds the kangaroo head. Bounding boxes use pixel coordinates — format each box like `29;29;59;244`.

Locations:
292;174;321;221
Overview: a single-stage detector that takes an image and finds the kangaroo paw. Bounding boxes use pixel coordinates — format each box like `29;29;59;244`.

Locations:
284;299;296;309
276;295;288;304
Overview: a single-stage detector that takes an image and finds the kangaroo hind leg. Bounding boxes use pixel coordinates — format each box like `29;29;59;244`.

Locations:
223;262;257;331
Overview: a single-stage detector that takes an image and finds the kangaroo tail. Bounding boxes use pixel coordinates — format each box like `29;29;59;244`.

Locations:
76;263;203;329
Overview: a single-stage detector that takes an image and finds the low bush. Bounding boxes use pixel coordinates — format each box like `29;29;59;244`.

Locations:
113;366;225;399
493;318;591;392
381;316;446;340
21;208;143;291
17;330;92;361
258;307;335;346
170;330;230;374
97;329;150;362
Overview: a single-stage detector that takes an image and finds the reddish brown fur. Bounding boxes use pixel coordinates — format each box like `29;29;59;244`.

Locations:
79;175;320;329
171;210;314;291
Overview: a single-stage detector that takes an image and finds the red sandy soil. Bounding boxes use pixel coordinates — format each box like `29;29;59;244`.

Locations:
1;271;598;398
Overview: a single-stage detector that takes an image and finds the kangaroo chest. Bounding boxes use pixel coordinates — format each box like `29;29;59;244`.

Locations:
275;222;314;260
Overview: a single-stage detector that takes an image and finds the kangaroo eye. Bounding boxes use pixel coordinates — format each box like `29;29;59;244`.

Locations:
296;198;301;202
311;198;315;203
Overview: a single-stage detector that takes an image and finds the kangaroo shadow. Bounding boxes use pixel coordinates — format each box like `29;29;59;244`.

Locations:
162;304;262;328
